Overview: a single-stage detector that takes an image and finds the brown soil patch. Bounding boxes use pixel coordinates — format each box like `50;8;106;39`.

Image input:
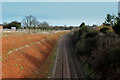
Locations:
2;31;68;78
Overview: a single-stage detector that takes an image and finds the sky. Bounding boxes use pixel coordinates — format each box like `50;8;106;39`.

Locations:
1;2;118;26
1;0;120;2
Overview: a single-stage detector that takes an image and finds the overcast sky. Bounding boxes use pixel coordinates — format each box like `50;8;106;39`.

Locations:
2;2;118;26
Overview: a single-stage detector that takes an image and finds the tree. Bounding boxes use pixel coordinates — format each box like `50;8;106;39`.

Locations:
109;46;120;67
22;16;29;28
3;22;8;26
100;26;110;34
22;15;38;29
79;22;85;27
112;17;120;34
104;14;117;26
38;22;49;30
3;21;21;29
32;17;39;28
92;24;97;27
69;26;73;30
103;14;120;34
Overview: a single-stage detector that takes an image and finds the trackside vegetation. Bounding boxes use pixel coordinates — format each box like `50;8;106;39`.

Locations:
71;14;120;79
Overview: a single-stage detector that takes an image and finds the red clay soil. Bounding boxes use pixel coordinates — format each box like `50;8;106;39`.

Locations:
2;31;68;78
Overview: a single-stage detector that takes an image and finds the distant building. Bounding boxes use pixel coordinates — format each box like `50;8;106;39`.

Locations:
11;27;16;31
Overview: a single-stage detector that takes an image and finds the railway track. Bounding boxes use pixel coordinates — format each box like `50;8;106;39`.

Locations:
50;33;87;79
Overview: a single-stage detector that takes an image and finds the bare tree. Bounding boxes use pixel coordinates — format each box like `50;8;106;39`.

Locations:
22;15;38;29
29;15;32;28
3;22;8;26
38;22;49;30
32;17;39;28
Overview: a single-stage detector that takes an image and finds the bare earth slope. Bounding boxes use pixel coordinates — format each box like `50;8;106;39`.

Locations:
2;31;68;78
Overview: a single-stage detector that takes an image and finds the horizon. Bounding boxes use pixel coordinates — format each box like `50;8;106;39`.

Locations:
2;2;118;26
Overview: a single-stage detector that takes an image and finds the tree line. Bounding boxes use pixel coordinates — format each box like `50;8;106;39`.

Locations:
3;15;74;30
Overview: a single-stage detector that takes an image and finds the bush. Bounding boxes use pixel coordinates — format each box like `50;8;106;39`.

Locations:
79;22;85;27
76;29;99;57
85;31;98;38
71;30;80;45
108;45;120;78
72;24;120;78
112;22;120;34
76;32;86;56
91;56;110;78
109;46;120;66
86;37;99;49
100;26;110;34
79;26;92;36
79;26;91;32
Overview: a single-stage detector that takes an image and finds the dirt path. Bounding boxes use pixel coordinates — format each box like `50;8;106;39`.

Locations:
50;33;87;79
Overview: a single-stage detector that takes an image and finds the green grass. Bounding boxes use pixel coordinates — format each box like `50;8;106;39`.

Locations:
46;37;60;78
5;55;8;57
11;48;14;50
20;66;23;70
15;64;18;67
3;57;5;60
84;63;92;76
7;49;10;51
6;52;9;54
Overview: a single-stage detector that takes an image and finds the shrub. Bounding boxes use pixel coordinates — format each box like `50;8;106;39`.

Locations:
79;26;92;36
71;30;80;45
72;24;120;78
79;26;91;32
85;31;98;38
85;37;99;56
112;22;120;34
86;37;99;48
89;52;110;78
100;26;110;34
79;22;85;27
75;33;86;56
109;46;120;66
76;30;99;57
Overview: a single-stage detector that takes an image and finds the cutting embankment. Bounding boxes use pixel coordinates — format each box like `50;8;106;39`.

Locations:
2;31;68;78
